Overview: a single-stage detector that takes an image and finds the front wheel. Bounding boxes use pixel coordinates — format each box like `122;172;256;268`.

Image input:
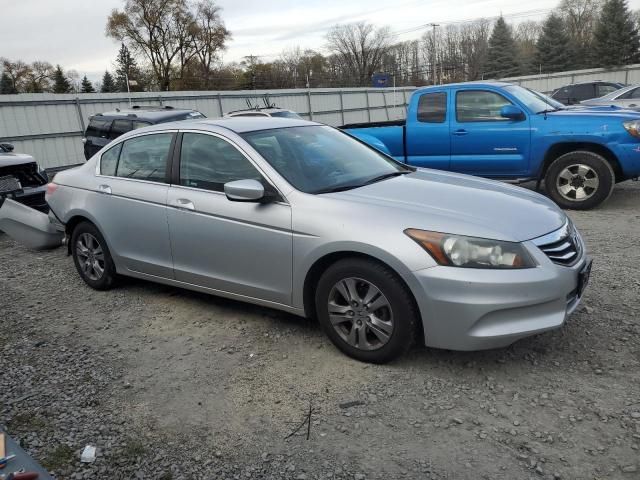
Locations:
314;258;418;364
544;151;615;210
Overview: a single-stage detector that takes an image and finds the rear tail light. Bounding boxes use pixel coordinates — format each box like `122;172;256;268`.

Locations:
46;183;58;197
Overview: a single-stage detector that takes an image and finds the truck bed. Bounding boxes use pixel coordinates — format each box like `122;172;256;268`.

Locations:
340;120;407;160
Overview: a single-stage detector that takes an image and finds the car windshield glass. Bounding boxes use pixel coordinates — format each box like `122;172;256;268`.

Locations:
242;125;409;194
270;111;303;119
503;85;563;112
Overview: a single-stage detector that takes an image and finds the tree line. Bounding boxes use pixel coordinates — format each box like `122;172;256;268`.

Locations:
1;0;639;94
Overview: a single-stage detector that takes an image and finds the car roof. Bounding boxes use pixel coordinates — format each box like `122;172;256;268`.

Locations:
92;107;199;122
122;117;321;136
413;81;512;93
562;80;624;86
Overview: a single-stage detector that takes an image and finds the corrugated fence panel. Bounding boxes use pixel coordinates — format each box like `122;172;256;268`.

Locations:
0;87;415;168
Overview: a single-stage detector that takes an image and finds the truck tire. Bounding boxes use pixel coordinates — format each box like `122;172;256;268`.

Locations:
314;258;418;364
544;151;615;210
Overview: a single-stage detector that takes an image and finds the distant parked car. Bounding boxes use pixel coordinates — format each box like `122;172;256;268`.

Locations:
224;107;302;119
580;84;640;108
82;106;205;160
0;143;48;212
550;81;624;105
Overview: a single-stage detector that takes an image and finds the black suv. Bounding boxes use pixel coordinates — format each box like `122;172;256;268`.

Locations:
550;81;624;105
82;106;205;159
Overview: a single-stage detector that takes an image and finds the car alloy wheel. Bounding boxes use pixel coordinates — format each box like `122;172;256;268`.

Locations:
76;232;105;281
327;277;394;351
556;163;600;201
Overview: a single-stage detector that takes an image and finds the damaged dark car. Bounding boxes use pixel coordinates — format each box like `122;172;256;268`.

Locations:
0;143;49;212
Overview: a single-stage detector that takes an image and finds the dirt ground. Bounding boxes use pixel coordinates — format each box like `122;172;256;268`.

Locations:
1;181;639;480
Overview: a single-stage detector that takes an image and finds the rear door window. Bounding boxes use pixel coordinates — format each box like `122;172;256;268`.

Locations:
100;143;122;176
597;83;620;97
109;119;133;139
417;92;447;123
572;84;595;101
85;118;111;138
116;133;173;182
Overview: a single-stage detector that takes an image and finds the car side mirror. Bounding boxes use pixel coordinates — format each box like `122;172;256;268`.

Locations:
500;105;525;121
224;179;267;202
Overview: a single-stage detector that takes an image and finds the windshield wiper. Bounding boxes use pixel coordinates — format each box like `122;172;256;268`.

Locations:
313;171;410;194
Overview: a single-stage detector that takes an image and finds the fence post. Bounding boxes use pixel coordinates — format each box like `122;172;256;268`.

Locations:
382;89;390;121
339;90;345;125
158;96;163;106
307;90;313;121
217;93;224;118
625;68;630;85
365;90;371;122
74;97;85;132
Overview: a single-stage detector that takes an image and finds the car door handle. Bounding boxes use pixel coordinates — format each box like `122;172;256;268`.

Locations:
97;184;111;195
170;198;195;211
453;129;469;136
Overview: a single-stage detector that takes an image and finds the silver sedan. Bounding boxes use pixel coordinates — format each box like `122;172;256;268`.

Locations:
580;84;640;109
1;118;592;363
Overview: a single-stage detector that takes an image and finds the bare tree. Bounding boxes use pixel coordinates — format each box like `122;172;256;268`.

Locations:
25;61;55;92
194;0;230;89
326;22;392;86
514;20;542;74
0;59;31;92
558;0;603;67
106;0;230;91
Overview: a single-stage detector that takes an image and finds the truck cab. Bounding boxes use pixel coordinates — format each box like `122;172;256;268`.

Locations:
343;82;640;210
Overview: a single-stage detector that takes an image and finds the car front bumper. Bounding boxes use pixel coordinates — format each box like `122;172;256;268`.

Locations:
11;184;49;212
410;237;589;351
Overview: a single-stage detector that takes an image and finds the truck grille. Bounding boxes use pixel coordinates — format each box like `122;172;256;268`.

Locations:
0;175;21;194
532;222;581;266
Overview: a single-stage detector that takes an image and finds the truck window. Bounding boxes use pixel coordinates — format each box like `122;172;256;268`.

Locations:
417;92;446;123
456;91;512;122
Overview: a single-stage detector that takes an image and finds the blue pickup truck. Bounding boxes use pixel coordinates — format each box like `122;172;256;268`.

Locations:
342;82;640;209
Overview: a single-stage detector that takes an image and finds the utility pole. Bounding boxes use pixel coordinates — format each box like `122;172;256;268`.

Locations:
429;23;440;85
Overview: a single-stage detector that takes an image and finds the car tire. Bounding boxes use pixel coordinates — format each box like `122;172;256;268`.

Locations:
545;151;615;210
71;221;116;290
314;258;418;364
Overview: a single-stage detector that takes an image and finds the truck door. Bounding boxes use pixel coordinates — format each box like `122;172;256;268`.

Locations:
449;89;530;177
404;90;450;170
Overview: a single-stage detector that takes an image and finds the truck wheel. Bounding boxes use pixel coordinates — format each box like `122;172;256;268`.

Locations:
545;151;615;210
314;258;418;364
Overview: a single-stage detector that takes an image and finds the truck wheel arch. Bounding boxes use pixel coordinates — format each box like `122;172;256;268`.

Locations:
541;142;623;182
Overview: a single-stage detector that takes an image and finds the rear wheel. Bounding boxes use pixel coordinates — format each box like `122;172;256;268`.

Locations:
315;258;418;364
71;221;116;290
545;151;615;210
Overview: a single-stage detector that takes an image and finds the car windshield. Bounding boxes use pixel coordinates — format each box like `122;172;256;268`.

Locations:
242;125;410;194
270;111;303;119
503;85;564;112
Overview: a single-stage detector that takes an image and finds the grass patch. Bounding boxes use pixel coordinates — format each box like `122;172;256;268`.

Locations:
41;444;75;472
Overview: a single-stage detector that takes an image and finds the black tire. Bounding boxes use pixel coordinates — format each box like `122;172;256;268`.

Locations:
314;258;418;364
71;221;116;290
544;151;615;210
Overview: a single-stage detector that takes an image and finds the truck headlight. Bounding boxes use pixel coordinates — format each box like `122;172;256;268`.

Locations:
405;229;536;269
623;120;640;138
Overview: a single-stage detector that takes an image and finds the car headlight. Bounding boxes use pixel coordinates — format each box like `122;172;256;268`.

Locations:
404;229;536;269
623;120;640;138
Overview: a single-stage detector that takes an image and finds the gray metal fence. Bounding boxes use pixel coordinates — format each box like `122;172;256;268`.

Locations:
0;87;416;169
501;63;640;93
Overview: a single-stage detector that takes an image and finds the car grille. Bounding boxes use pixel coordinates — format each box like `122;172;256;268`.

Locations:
0;175;21;194
533;222;581;266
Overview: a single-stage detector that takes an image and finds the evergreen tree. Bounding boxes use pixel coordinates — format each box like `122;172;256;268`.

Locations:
101;71;117;93
0;73;17;94
484;16;521;78
80;75;95;93
535;14;574;73
593;0;640;67
52;65;71;93
114;43;140;92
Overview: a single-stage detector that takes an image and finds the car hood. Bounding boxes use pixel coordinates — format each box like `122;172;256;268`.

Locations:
330;169;566;242
547;106;640;119
0;152;37;168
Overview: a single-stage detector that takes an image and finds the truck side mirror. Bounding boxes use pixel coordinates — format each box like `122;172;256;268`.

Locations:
500;105;525;121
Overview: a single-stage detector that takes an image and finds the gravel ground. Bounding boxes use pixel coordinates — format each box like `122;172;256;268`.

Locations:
1;181;639;480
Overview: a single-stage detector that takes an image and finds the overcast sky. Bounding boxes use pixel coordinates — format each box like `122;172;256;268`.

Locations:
3;0;640;83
